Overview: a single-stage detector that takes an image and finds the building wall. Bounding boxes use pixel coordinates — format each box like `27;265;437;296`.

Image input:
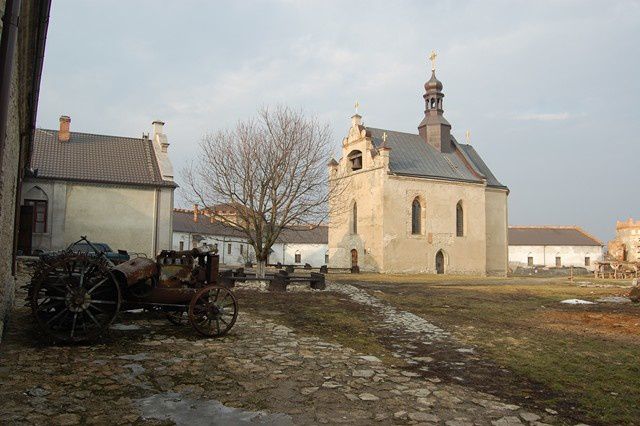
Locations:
508;245;604;271
611;220;640;262
327;121;386;271
0;5;20;337
22;179;174;257
271;242;328;267
485;188;509;276
172;231;251;265
381;175;487;274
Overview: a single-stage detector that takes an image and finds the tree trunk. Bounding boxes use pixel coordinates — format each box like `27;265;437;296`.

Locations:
257;260;266;278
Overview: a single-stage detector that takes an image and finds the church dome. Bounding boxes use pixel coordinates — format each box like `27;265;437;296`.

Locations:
425;70;443;92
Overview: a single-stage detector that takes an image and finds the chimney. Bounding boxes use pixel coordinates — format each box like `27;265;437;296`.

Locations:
193;204;199;223
59;115;71;142
152;120;170;153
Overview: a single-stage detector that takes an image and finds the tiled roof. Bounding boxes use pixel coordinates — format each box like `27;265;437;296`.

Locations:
367;128;506;189
508;226;603;246
173;210;328;244
277;226;328;244
30;129;176;187
173;210;246;238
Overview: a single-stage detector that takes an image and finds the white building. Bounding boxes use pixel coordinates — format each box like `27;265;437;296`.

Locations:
18;116;176;257
508;226;604;271
172;209;328;267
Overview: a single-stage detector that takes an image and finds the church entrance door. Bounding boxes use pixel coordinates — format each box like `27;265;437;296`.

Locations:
350;249;358;268
435;250;445;274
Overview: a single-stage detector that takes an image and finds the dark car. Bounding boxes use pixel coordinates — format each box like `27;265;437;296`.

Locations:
69;242;130;264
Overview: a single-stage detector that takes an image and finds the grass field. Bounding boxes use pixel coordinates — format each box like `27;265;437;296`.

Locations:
330;274;640;425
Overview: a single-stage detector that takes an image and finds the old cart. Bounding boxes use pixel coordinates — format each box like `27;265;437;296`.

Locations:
27;237;238;343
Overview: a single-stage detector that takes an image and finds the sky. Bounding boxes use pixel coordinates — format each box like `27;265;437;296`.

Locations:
37;0;640;241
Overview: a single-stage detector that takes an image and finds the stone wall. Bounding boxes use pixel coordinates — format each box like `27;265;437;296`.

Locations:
0;0;21;338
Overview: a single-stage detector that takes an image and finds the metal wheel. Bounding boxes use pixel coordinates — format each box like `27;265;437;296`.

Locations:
29;253;121;343
188;285;238;337
166;310;188;326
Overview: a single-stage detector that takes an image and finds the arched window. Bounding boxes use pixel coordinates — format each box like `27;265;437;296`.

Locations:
456;201;464;237
295;250;301;263
430;98;436;109
352;202;358;234
411;198;421;235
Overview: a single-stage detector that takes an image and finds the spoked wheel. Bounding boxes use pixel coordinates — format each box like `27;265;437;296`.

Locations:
29;253;121;343
188;285;238;337
166;310;188;326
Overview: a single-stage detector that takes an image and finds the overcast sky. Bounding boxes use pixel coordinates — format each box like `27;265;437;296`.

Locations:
37;0;640;241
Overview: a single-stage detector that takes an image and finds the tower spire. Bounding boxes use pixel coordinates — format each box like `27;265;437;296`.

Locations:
417;51;452;152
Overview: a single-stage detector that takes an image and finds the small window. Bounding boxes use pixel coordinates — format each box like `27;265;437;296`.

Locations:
352;203;358;234
179;241;184;251
325;252;329;264
227;243;232;254
348;150;363;171
411;198;421;235
25;199;47;233
295;251;301;263
527;256;533;267
456;201;464;237
555;256;561;267
585;256;590;267
240;245;243;255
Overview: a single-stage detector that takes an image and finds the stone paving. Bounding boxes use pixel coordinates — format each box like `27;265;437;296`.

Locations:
0;275;561;425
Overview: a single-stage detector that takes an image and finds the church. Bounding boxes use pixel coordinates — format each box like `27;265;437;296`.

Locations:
328;55;508;275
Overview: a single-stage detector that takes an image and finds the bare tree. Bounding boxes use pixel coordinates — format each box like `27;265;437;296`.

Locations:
184;106;345;277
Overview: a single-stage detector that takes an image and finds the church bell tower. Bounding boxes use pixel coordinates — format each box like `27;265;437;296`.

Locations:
418;51;452;152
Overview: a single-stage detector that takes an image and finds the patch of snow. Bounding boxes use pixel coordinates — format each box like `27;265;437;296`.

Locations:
560;299;595;305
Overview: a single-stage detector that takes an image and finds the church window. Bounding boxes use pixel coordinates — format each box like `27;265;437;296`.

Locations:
227;243;232;255
348;150;363;171
527;256;533;267
584;257;590;267
179;241;184;251
352;203;358;234
456;201;464;237
411;198;421;235
430;98;436;109
295;251;301;263
325;251;329;264
555;256;562;267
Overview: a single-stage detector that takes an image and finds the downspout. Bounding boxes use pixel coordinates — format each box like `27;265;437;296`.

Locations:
0;0;21;163
151;188;159;256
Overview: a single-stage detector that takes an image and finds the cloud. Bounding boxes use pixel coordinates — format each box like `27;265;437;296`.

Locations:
513;112;574;121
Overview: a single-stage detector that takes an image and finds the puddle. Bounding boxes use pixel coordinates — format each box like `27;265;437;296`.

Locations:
135;392;293;425
110;323;143;331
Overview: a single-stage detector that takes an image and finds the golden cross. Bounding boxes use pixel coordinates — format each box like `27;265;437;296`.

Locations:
429;50;437;71
465;130;471;143
354;101;360;114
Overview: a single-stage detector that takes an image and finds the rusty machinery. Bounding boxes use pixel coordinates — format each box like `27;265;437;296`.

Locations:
27;236;238;343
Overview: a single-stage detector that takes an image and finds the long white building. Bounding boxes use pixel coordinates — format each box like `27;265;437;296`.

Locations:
508;226;604;271
172;209;328;267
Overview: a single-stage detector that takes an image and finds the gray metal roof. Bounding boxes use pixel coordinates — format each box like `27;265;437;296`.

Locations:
31;129;176;187
367;127;505;188
508;227;602;246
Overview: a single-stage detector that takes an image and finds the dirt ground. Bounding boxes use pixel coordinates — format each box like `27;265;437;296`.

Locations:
1;272;638;425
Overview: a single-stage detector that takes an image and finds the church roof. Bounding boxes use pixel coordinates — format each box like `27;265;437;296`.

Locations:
367;127;506;189
30;129;176;187
508;226;603;246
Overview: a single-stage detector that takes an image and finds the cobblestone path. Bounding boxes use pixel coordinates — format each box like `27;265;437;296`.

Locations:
0;278;559;425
